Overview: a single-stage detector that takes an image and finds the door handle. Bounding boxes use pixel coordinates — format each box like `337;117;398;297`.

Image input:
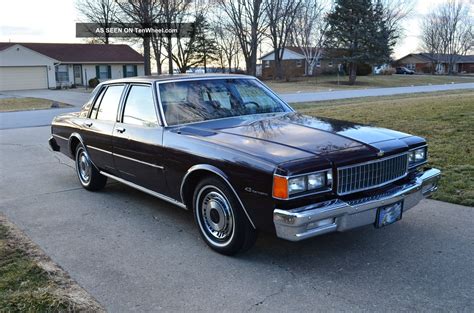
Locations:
116;127;126;133
83;122;93;127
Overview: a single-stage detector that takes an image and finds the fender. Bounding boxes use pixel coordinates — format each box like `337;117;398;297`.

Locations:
180;164;256;229
68;132;100;171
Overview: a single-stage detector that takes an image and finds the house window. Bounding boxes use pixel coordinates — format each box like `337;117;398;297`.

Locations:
55;65;69;83
96;65;111;79
124;65;137;77
316;60;321;67
406;63;415;70
328;61;333;67
264;60;270;68
296;60;303;68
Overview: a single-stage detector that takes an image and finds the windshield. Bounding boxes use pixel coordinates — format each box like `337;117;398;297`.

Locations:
158;78;291;125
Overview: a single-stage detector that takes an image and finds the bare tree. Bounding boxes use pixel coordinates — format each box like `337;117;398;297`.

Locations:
380;0;414;42
151;33;166;74
214;23;240;72
421;0;472;74
117;0;162;75
218;0;268;76
265;0;303;79
420;11;444;73
76;0;119;44
291;0;329;76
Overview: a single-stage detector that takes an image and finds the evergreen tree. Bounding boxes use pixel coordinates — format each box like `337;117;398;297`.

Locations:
325;0;395;85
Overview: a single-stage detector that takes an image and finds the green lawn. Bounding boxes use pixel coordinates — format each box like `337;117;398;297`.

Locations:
293;90;474;207
266;74;474;94
0;97;71;112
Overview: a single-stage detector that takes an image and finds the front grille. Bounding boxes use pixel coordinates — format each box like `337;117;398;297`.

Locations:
337;153;408;195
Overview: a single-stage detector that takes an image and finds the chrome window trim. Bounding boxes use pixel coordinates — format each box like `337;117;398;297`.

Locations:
154;76;294;128
272;169;334;200
100;171;186;209
336;152;409;196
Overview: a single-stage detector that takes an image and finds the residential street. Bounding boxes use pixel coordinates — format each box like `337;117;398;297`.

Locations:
0;126;473;312
280;81;474;103
1;82;473;130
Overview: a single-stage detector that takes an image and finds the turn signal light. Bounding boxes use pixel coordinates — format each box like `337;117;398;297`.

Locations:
273;176;288;199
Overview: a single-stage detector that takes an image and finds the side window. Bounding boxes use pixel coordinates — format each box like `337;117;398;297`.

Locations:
88;86;105;118
122;85;158;127
96;85;124;122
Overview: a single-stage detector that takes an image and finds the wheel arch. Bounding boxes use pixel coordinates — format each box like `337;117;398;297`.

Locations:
68;132;85;157
180;164;256;229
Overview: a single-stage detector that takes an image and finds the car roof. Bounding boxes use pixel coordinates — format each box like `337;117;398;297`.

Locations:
102;73;256;84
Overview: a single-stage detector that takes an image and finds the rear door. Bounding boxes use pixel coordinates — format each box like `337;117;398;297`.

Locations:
82;84;125;174
112;84;166;192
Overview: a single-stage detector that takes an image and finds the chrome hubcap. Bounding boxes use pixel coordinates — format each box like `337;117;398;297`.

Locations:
200;190;234;241
77;150;91;183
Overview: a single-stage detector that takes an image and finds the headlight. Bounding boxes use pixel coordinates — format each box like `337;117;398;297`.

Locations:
288;176;306;194
408;146;427;167
273;170;333;199
307;172;326;190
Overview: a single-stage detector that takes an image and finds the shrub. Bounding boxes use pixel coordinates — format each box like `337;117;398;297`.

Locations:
356;63;372;76
88;78;100;88
381;68;395;75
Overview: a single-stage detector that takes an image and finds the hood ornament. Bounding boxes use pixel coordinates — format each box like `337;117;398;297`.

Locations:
377;150;385;157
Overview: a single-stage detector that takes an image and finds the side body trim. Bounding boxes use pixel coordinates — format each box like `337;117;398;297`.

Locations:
87;145;164;169
114;152;164;169
100;171;187;209
52;134;68;141
180;164;256;229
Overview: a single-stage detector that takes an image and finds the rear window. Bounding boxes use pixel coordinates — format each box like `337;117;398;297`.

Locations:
94;85;124;122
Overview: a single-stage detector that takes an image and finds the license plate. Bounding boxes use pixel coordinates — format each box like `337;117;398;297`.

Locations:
375;201;403;228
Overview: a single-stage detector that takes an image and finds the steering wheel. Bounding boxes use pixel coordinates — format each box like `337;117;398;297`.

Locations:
242;101;260;108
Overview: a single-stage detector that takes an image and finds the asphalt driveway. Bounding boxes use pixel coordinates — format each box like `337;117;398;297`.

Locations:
0;126;473;312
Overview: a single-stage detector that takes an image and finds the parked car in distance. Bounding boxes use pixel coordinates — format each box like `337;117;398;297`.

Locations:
396;67;415;75
49;74;440;255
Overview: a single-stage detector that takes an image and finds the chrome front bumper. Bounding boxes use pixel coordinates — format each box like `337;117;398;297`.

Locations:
273;168;441;241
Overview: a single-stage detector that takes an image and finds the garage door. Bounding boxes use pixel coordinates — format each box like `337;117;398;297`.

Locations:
0;66;48;91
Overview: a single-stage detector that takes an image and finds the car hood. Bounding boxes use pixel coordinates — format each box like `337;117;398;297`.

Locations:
174;113;424;167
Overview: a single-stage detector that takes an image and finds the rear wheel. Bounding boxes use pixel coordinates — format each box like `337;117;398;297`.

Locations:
75;144;107;191
193;177;257;255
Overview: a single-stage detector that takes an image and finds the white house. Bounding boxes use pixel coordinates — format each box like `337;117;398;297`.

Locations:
0;42;145;91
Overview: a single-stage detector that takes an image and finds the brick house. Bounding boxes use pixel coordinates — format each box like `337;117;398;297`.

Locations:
396;53;474;74
259;47;336;79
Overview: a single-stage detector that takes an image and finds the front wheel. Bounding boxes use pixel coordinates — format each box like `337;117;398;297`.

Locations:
75;144;107;191
193;177;257;255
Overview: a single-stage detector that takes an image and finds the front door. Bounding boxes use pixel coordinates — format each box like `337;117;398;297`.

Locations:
112;84;166;193
73;65;82;85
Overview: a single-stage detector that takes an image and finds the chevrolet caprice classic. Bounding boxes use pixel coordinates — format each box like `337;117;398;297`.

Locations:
49;74;441;255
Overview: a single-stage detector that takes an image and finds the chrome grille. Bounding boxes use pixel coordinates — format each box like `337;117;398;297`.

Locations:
337;153;408;195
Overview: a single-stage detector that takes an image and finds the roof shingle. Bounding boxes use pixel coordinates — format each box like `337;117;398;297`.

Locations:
0;42;144;63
